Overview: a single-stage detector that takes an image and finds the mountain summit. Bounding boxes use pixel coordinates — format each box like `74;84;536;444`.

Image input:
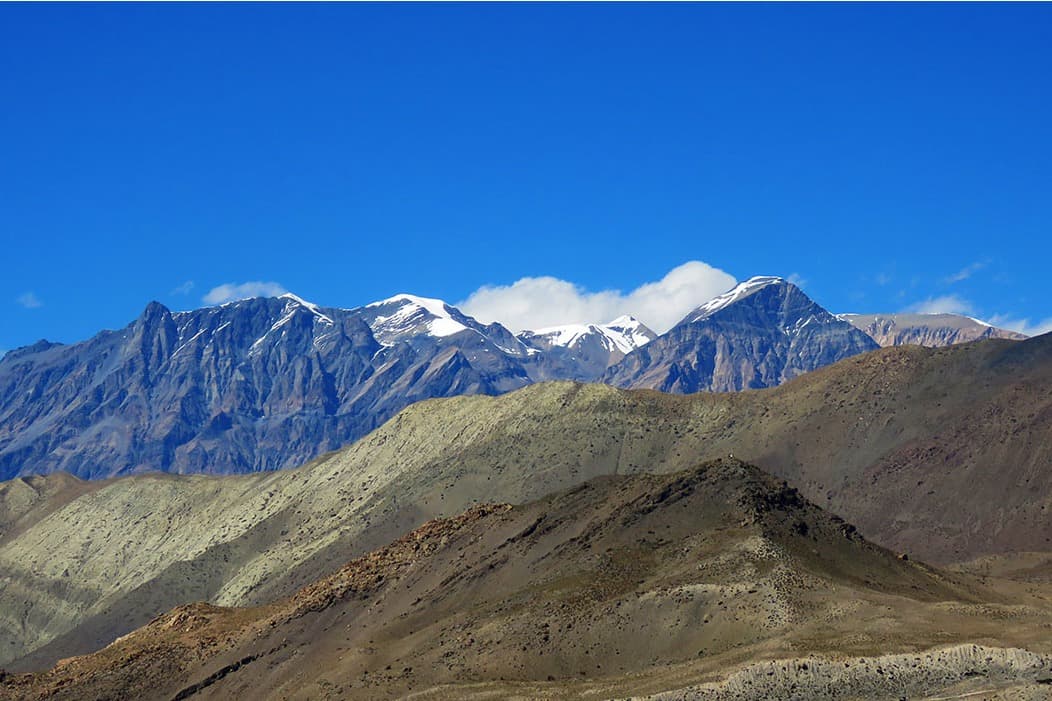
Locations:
604;276;879;392
516;315;657;381
680;275;788;322
360;294;484;344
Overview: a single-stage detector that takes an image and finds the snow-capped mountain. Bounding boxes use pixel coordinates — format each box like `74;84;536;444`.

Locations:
604;276;879;392
522;316;656;354
361;294;478;344
516;315;657;381
680;275;786;323
7;275;1019;480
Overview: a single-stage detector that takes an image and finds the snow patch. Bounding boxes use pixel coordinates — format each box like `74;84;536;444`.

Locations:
366;294;470;339
527;315;655;354
169;329;206;359
690;276;786;320
280;293;334;325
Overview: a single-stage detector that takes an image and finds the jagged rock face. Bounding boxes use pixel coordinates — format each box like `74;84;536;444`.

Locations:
0;296;533;479
0;282;881;479
604;278;880;392
840;313;1027;348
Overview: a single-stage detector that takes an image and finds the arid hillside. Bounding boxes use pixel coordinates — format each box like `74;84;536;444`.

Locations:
6;460;1052;701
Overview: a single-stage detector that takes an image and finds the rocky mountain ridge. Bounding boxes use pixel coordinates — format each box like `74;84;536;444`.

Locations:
516;315;657;381
0;279;877;479
0;294;532;479
0;278;1031;480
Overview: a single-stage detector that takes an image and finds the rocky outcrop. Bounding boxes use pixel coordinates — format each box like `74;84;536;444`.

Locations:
642;645;1052;701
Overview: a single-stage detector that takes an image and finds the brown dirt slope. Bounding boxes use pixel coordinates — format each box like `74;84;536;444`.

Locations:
4;459;1052;701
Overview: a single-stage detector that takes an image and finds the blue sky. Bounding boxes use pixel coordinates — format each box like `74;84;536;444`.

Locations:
2;4;1051;349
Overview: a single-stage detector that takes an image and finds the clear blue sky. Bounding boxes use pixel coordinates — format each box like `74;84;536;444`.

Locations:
2;3;1051;350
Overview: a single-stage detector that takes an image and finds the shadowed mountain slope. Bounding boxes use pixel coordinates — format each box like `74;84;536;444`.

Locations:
9;460;1052;701
1;331;1050;670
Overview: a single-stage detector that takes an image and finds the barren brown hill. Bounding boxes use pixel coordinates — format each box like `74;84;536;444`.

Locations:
6;460;1052;701
1;332;1050;672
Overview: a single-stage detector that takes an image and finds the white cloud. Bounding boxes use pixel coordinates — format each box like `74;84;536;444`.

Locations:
944;261;987;284
171;280;195;295
904;295;975;315
787;272;807;288
988;315;1052;338
203;281;287;305
457;261;737;333
16;292;43;309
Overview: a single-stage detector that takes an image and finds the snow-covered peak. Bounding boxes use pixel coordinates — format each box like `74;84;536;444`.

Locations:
601;315;658;349
688;276;787;321
279;293;334;324
606;314;642;329
367;293;450;315
524;316;656;355
528;323;597;347
364;293;471;341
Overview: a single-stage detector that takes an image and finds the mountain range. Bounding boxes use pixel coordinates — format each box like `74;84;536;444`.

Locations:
2;330;1051;675
2;276;1022;481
